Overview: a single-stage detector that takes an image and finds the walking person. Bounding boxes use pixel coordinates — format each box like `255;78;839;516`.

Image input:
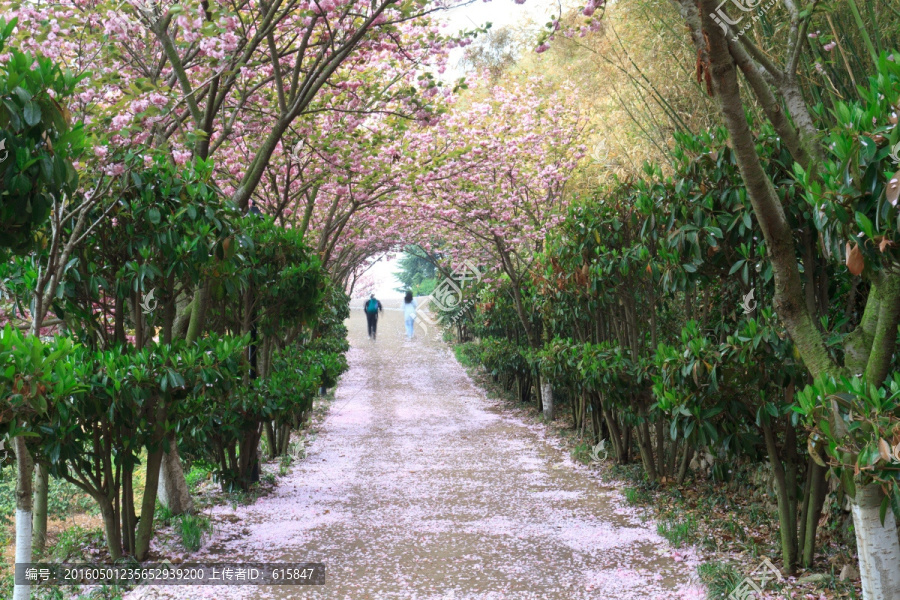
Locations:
364;293;383;340
403;291;418;340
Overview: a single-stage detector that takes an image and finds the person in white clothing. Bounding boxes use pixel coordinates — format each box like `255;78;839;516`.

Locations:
403;291;418;339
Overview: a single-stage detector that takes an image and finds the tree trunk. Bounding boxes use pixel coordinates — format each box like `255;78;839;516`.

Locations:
155;284;209;512
540;377;553;421
590;393;603;444
122;465;136;555
696;0;833;378
655;421;666;477
800;460;827;568
762;419;798;571
850;483;900;600
637;418;658;482
677;444;693;484
622;423;632;463
135;448;165;561
238;426;262;489
535;377;543;412
158;433;193;516
602;405;624;463
521;374;532;404
32;464;49;555
668;435;680;479
98;495;123;561
279;425;291;456
265;421;277;460
571;390;580;430
13;437;34;600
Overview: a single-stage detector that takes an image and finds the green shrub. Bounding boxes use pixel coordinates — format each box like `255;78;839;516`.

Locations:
185;464;212;490
453;342;479;368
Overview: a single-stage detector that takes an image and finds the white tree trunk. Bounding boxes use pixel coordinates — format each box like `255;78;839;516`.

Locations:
14;508;33;600
158;434;193;515
850;483;900;600
13;437;34;600
540;378;554;422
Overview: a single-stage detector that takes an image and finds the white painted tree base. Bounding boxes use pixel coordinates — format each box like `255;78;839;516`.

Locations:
14;508;33;600
541;380;554;422
850;484;900;600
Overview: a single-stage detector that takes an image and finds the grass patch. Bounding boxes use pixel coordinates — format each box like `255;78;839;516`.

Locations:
155;502;175;526
570;440;594;465
623;485;652;506
279;453;294;476
50;524;106;562
225;489;258;509
177;513;213;552
0;572;10;600
185;464;213;489
657;515;697;548
288;439;307;460
698;561;743;599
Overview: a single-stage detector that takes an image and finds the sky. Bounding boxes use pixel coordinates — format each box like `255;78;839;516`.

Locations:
371;256;405;299
440;0;565;39
439;0;567;79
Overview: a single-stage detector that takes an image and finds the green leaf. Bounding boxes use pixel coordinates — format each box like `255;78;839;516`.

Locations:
841;470;857;499
23;100;41;126
891;485;900;521
855;212;875;239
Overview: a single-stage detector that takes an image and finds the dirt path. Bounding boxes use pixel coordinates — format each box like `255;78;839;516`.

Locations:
128;303;705;599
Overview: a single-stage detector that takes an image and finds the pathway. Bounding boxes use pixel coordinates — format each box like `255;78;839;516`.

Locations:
128;301;705;599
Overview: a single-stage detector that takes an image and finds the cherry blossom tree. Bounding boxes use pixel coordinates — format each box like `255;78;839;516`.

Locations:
409;77;585;348
2;0;469;521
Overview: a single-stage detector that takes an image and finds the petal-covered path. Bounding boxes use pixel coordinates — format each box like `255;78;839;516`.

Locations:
129;303;704;600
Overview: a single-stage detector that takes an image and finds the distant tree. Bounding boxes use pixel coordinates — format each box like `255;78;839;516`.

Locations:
395;246;439;294
460;27;521;83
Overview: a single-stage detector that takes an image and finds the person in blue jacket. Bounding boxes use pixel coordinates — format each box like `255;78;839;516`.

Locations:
364;293;383;340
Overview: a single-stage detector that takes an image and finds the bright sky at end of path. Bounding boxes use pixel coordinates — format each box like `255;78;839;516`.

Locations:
440;0;569;32
371;255;404;299
438;0;577;77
